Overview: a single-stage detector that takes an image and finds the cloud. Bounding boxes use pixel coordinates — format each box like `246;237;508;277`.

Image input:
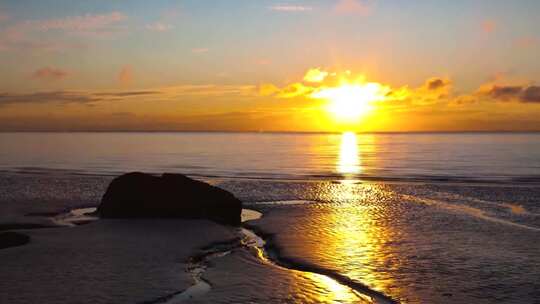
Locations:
481;84;540;103
0;91;101;106
334;0;374;15
31;67;69;81
426;78;447;90
522;86;540;103
415;77;452;101
0;90;162;107
143;6;181;33
93;91;161;98
259;83;280;96
0;35;84;52
191;48;209;54
269;5;313;12
118;65;134;85
484;85;522;100
303;68;329;83
278;83;314;98
260;68;453;108
161;84;257;98
145;22;173;32
33;11;127;33
0;83;258;107
448;95;478;106
0;11;127;51
481;20;496;33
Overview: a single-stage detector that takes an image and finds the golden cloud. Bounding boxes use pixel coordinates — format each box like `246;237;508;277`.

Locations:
303;68;329;83
259;68;450;108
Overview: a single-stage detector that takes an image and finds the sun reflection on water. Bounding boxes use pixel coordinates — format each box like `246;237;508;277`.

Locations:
307;183;401;301
261;132;404;302
338;132;360;176
302;272;370;303
298;133;402;301
277;182;402;302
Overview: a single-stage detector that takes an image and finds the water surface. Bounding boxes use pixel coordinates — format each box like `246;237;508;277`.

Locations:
1;132;539;183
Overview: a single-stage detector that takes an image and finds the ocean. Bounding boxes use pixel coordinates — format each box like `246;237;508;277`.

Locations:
1;132;539;303
1;132;540;183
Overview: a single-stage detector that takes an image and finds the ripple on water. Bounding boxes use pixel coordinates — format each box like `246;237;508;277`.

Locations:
248;182;540;304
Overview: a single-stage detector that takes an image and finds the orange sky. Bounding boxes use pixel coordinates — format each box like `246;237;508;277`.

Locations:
1;1;540;132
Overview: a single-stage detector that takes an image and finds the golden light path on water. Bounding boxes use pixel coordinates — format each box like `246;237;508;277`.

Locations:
316;183;399;298
338;132;361;176
300;132;403;303
303;272;370;303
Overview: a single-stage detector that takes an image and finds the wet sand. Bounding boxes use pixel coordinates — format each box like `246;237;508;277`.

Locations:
0;205;393;304
0;219;236;304
192;249;374;304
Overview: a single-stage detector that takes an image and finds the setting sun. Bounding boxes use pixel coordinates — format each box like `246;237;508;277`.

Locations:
312;82;389;121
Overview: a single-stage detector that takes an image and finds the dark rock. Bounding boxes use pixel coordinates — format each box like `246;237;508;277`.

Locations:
97;172;242;225
0;232;30;250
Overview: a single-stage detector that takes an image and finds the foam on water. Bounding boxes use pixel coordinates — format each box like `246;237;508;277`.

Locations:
400;194;540;232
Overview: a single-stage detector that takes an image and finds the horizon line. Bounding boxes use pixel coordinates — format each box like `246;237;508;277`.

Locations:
1;130;540;134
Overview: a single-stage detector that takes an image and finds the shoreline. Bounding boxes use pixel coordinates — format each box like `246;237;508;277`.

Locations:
244;221;398;304
0;205;398;303
2;170;540;188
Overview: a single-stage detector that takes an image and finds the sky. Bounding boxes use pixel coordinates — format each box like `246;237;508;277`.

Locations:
1;0;540;132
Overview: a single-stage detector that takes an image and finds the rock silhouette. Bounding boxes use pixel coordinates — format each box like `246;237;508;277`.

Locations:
0;232;30;250
97;172;242;225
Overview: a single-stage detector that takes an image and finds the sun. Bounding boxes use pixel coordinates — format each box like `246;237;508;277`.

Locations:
312;82;389;121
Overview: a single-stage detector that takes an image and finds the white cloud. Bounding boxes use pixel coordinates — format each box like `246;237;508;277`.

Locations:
334;0;374;15
269;5;313;12
145;22;173;32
